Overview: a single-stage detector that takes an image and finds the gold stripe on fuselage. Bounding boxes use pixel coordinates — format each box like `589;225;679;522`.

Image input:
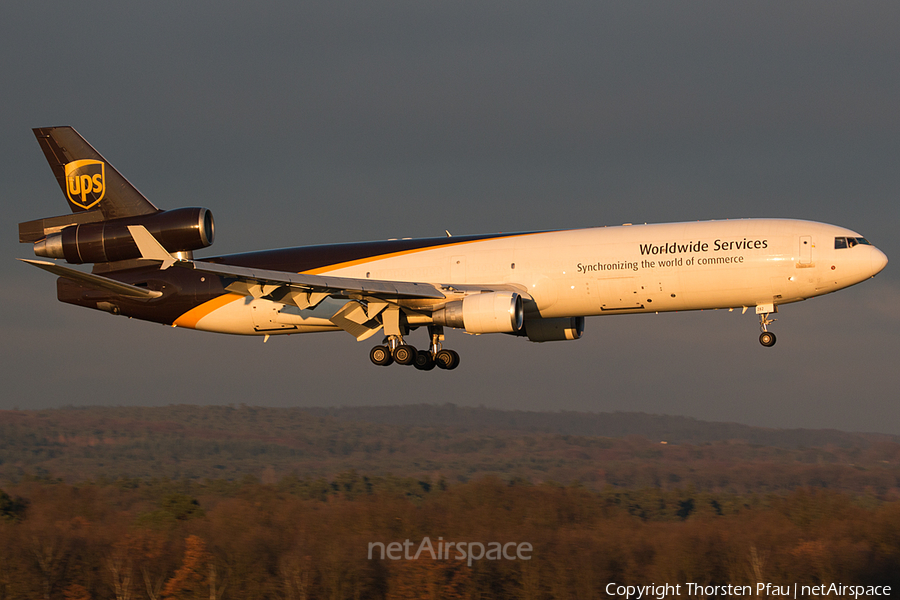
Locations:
173;293;244;329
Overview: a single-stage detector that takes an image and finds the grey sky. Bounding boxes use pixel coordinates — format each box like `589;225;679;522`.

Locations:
2;2;898;433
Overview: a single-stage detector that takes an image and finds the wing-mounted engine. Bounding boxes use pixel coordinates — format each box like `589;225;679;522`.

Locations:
29;207;215;264
522;316;584;342
431;291;524;334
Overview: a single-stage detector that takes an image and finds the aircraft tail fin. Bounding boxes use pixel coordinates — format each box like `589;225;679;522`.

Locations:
32;127;159;219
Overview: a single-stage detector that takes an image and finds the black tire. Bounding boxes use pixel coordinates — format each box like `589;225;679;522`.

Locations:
393;344;416;365
413;350;435;371
435;349;460;370
434;349;453;369
370;345;394;366
759;332;776;347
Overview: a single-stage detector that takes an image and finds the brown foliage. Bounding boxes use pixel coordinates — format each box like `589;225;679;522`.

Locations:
0;477;896;598
161;535;211;600
0;404;899;599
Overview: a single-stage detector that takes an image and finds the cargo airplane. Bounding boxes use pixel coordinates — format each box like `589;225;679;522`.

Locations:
19;127;888;370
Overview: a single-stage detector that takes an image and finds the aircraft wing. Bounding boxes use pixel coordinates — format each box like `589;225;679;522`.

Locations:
181;260;446;302
127;225;446;308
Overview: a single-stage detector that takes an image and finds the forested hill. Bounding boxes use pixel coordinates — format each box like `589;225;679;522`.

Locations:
306;404;895;448
1;404;898;494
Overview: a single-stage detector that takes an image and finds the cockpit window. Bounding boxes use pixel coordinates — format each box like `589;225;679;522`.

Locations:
835;236;871;249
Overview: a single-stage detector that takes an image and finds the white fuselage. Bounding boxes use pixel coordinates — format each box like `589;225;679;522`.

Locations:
186;218;888;336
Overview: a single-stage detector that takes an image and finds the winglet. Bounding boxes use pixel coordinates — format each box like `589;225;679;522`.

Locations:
127;225;177;269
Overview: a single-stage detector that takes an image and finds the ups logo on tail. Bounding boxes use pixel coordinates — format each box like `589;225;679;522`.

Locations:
65;159;105;209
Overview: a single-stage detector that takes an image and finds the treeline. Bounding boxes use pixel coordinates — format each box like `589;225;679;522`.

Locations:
0;476;898;599
306;404;896;448
1;406;899;496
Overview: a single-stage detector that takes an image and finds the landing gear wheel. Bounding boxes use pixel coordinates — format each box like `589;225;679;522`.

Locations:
434;349;460;370
413;350;436;371
393;344;416;365
759;332;776;347
370;345;394;366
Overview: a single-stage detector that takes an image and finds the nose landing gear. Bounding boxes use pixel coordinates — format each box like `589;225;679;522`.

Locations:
758;309;777;347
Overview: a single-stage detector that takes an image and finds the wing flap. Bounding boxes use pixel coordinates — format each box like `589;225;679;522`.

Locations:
330;301;384;341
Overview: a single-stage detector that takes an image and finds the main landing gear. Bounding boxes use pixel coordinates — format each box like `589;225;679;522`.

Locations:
758;311;777;347
370;326;460;370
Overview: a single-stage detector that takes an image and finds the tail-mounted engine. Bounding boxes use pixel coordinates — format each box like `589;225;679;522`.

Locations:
432;291;524;334
31;207;214;264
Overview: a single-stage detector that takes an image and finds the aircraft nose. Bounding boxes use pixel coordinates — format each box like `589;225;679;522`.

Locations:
871;247;888;276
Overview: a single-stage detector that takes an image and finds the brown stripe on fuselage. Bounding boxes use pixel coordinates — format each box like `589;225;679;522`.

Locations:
202;231;541;274
301;235;537;274
79;231;546;327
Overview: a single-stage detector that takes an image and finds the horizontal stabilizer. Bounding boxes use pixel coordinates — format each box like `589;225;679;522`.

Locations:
19;210;105;243
18;259;163;299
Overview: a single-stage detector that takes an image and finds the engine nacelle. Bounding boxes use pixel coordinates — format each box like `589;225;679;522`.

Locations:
34;207;214;264
523;316;585;342
432;291;524;334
